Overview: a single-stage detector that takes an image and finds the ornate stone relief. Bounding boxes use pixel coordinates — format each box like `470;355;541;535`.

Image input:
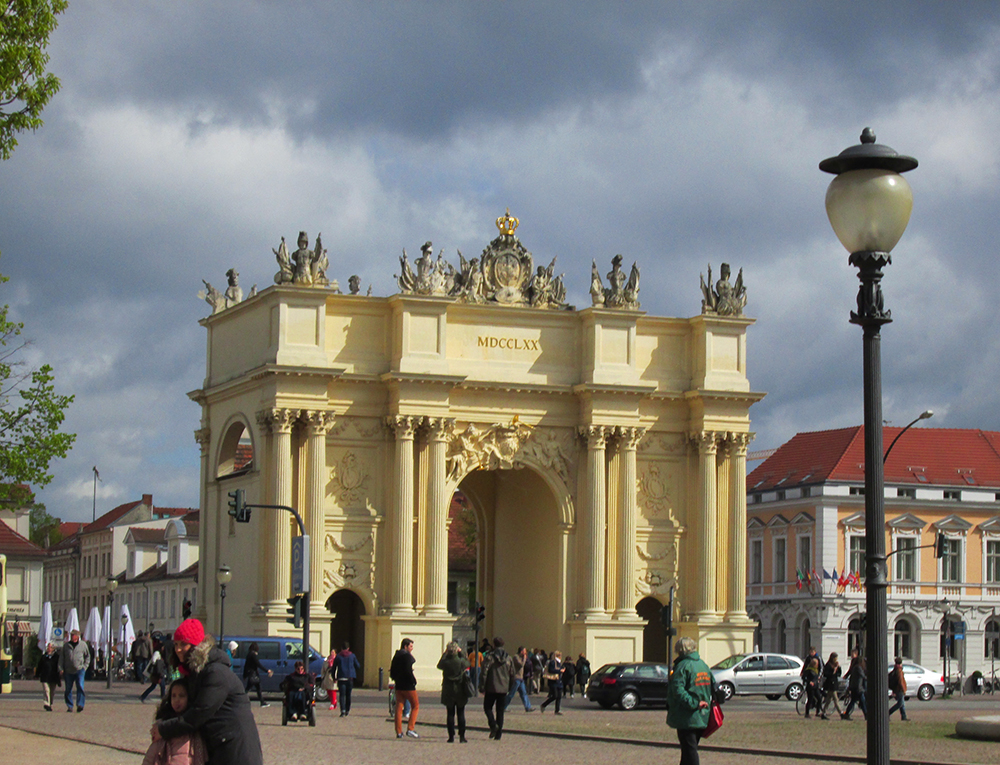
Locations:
329;452;371;505
194;427;211;456
638;463;673;517
324;532;374;553
638;433;687;455
512;428;576;489
256;407;300;434
395;210;568;309
636;539;681;604
700;262;747;317
590;255;640;310
446;419;535;482
322;532;376;599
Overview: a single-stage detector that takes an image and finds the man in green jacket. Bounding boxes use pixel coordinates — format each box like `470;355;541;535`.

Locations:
666;637;713;765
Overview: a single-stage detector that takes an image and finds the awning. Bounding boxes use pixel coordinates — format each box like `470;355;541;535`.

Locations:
5;621;32;634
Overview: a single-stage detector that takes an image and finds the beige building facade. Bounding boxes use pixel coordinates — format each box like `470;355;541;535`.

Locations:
190;216;762;686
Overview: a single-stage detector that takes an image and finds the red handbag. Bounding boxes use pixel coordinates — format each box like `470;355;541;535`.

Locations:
702;701;724;738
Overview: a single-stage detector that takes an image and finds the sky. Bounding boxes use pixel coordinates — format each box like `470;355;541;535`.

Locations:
2;1;1000;524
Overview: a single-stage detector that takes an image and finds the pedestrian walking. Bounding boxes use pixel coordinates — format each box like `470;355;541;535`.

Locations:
59;629;91;712
133;630;153;683
320;650;339;712
333;642;361;717
562;655;576;698
242;642;272;708
503;646;535;712
480;637;515;740
576;653;591;696
36;642;61;711
820;652;843;720
539;651;565;714
800;651;822;718
666;637;713;765
390;638;420;738
843;651;866;720
437;641;468;743
140;647;168;703
888;656;908;721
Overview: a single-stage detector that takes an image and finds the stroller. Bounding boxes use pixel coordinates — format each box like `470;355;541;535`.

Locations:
280;666;317;727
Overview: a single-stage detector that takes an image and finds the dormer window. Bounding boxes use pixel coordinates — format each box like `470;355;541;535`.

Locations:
170;543;179;571
944;490;961;501
897;488;916;499
850;487;865;496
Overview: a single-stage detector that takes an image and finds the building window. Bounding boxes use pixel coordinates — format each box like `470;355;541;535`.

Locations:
776;490;786;501
170;545;179;570
848;616;864;656
774;537;786;582
894;619;912;660
897;488;916;499
128;551;135;575
941;618;960;660
800;619;811;657
750;539;763;584
802;487;812;498
850;486;865;496
153;591;159;619
944;490;961;501
170;590;177;619
986;619;1000;660
798;536;812;575
986;540;1000;584
940;538;962;583
849;536;867;579
776;618;787;654
894;537;916;581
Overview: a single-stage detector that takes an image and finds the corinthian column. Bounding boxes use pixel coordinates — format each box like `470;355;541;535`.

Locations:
304;411;335;604
727;433;752;619
264;408;299;604
614;427;644;618
579;426;608;616
424;417;453;616
387;416;418;614
692;431;719;617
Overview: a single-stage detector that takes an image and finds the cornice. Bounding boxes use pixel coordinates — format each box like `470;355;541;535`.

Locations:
684;389;767;404
572;382;658;397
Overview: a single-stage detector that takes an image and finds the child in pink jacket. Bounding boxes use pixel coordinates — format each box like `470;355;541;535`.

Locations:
142;678;207;765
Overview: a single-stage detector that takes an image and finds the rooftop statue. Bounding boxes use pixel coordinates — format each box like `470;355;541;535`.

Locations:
199;268;256;315
274;231;331;287
394;210;568;309
589;254;641;310
700;262;747;317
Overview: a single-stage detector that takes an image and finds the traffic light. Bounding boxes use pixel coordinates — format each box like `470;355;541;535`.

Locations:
660;604;677;637
475;602;486;623
286;595;302;628
935;533;947;559
182;599;192;619
228;489;251;523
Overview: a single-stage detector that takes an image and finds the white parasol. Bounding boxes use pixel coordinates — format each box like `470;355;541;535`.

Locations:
100;604;111;647
65;607;80;634
38;601;53;650
117;603;136;656
82;606;102;644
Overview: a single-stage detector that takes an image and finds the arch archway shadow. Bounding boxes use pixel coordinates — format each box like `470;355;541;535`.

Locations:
326;589;366;685
636;596;667;662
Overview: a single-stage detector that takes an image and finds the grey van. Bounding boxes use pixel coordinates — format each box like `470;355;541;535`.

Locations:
225;636;325;697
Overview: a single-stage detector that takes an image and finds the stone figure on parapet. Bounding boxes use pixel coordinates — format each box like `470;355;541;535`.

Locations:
700;262;747;317
394;210;568;309
200;269;255;315
224;268;243;307
273;231;331;287
201;279;225;314
589;255;641;309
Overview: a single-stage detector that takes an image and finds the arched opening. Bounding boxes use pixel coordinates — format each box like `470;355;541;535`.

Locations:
326;589;366;684
750;614;762;651
940;615;961;661
447;492;477;649
985;618;1000;660
458;467;563;652
894;617;913;660
217;420;254;478
636;596;667;662
800;618;812;657
848;615;864;656
775;617;787;654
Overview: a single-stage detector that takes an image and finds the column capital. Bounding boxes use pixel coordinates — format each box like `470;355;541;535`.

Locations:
725;431;753;456
688;430;719;455
257;407;300;434
578;424;608;448
424;417;455;442
386;414;419;440
615;426;646;451
194;427;211;455
304;410;336;436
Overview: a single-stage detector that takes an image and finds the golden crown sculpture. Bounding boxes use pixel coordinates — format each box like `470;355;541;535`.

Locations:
495;208;519;235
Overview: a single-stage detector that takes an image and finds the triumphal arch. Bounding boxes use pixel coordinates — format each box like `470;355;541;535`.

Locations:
190;211;763;686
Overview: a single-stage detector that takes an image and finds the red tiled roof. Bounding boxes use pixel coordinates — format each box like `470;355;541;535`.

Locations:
59;522;85;538
128;527;166;545
82;500;142;534
235;444;254;471
748;426;1000;491
0;522;48;559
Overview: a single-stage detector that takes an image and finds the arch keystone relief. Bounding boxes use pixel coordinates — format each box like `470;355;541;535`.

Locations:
192;213;763;684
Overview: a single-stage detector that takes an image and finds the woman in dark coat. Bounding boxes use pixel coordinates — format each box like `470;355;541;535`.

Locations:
36;642;61;711
242;642;272;707
437;641;468;743
150;618;263;765
576;653;591;696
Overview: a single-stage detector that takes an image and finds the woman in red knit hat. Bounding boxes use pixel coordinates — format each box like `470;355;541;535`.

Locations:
149;619;262;765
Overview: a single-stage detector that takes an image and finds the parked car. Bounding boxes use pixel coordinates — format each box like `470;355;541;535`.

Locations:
711;652;804;701
898;662;945;701
586;662;672;710
225;636;325;698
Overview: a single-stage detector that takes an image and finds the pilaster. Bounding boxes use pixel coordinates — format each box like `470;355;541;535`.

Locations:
387;415;419;614
579;425;608;616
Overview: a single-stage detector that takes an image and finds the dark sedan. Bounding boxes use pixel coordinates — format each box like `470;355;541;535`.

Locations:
586;662;672;710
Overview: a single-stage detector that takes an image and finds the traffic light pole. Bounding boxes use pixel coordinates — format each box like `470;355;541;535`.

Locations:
236;500;311;671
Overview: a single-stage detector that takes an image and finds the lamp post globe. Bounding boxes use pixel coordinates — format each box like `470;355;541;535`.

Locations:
217;565;232;648
820;128;917;765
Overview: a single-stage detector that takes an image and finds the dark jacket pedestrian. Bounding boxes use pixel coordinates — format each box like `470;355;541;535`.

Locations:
562;657;576;697
437;642;467;743
36;643;61;711
154;618;263;765
333;644;361;716
480;637;515;739
666;637;713;765
390;638;419;737
539;651;565;713
844;653;867;720
241;643;271;707
576;653;591;694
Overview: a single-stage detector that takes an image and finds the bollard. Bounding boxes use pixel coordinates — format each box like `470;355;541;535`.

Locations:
379;666;383;692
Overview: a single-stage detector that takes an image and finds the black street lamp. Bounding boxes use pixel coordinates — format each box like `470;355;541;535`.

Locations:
883;410;933;464
105;577;118;689
217;565;232;647
821;128;918;765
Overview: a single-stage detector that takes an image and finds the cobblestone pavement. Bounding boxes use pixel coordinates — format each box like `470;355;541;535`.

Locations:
1;680;997;764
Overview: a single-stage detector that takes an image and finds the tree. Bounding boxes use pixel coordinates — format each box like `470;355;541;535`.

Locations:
0;0;68;160
0;271;75;506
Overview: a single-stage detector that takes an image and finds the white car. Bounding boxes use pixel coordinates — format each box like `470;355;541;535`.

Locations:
898;662;945;701
711;653;805;701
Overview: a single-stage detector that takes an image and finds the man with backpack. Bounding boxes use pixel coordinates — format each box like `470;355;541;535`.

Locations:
888;656;908;721
479;637;515;740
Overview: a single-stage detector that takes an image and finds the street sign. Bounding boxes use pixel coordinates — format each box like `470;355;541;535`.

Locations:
52;627;64;642
291;535;310;594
